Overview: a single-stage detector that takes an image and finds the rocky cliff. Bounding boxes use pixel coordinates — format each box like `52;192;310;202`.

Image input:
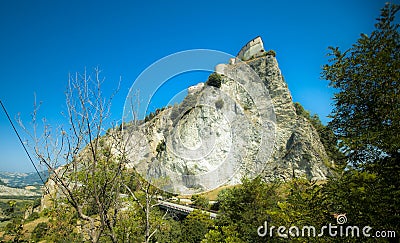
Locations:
247;55;333;181
125;37;334;195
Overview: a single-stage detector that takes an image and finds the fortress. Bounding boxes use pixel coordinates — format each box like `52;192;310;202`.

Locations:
215;36;266;75
236;36;265;61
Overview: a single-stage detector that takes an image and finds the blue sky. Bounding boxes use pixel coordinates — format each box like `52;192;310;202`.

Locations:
0;0;393;172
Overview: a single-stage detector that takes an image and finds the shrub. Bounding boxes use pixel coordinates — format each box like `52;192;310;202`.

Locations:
191;195;209;209
206;73;222;88
32;198;41;209
4;222;16;234
265;50;276;57
26;211;40;222
156;140;166;154
32;222;49;241
243;104;251;111
181;210;214;242
215;99;224;109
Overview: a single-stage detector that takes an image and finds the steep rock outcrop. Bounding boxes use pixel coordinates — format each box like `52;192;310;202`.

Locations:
246;55;333;181
125;37;334;195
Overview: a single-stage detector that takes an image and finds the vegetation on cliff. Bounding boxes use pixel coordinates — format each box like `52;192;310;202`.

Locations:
1;3;398;242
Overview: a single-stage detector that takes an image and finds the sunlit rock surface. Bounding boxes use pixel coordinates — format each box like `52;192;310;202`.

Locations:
125;37;333;194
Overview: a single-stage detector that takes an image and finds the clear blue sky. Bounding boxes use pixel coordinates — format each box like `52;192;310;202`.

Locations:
0;0;393;172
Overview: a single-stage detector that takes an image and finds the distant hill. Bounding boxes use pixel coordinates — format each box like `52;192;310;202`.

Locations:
0;184;40;197
0;179;6;186
0;171;49;188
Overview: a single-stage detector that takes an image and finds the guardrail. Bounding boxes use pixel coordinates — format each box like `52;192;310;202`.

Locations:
158;200;217;219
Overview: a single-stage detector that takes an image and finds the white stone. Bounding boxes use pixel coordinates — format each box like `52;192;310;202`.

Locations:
214;63;227;75
237;36;265;61
188;82;204;94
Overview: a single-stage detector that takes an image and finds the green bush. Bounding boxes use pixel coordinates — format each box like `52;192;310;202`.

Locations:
4;222;16;234
265;50;276;57
156;140;166;154
181;210;214;243
32;197;41;209
32;222;49;241
26;211;40;222
191;195;209;209
214;99;224;110
205;73;222;88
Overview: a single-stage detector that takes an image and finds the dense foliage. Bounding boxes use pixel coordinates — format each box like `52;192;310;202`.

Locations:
322;3;400;168
205;73;222;88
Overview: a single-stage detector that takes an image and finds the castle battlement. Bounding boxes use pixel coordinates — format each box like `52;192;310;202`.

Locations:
236;36;265;61
214;37;266;75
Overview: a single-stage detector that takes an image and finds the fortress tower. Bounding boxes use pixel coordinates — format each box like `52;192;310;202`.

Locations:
236;36;265;61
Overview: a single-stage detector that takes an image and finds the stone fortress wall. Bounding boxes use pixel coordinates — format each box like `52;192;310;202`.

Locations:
215;36;266;75
236;36;265;61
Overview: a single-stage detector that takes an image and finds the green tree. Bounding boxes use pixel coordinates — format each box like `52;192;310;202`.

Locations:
321;3;400;236
121;172;172;243
44;205;83;242
191;194;209;209
6;200;16;214
153;217;183;243
207;177;282;242
322;3;400;167
181;210;214;243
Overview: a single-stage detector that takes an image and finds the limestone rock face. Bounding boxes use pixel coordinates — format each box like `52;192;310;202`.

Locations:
126;63;276;194
125;39;333;194
247;56;333;180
